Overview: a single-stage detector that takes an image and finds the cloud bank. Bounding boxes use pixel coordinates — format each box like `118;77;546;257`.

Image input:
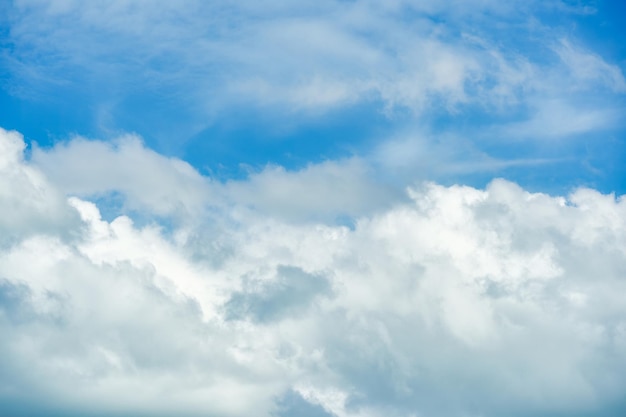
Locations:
2;127;626;416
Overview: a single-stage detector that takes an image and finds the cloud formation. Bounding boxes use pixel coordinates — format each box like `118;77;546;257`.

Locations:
2;127;626;416
5;0;624;121
3;0;625;201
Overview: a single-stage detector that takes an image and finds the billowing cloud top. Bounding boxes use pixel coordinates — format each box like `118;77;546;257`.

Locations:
1;1;626;416
2;127;626;416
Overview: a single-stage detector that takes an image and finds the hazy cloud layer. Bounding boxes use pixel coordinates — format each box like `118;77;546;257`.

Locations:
2;127;626;416
3;0;625;204
4;0;624;138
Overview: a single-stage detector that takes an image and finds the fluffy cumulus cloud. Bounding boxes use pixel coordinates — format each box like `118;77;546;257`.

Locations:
30;135;212;218
2;127;626;416
2;0;625;415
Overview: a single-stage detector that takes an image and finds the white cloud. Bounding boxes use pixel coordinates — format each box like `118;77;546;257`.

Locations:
7;0;617;118
31;135;212;218
2;1;625;415
6;0;625;183
31;135;404;223
2;128;626;416
221;158;402;221
372;129;556;179
499;99;621;139
0;128;77;243
555;39;626;93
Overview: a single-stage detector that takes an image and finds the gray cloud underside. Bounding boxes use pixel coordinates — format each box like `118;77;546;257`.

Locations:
1;127;626;416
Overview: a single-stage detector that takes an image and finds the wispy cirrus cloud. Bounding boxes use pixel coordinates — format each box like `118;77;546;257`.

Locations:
5;0;622;118
4;0;624;194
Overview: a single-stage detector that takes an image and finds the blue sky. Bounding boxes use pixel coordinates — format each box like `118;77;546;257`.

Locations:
1;1;626;417
2;0;625;193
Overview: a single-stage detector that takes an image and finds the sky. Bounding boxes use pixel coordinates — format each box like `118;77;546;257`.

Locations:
1;1;626;416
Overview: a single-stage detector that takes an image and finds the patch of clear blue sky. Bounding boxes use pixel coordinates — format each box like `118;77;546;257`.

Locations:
0;0;625;195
